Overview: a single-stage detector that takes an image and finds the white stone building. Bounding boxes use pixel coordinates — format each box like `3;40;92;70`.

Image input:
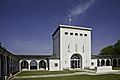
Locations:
51;25;92;70
1;24;120;79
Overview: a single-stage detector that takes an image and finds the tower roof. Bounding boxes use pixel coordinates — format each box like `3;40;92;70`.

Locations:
52;24;92;36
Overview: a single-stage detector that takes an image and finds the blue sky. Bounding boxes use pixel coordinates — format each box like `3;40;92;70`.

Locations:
0;0;120;55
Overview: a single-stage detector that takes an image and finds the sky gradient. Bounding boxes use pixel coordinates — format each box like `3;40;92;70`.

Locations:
0;0;120;55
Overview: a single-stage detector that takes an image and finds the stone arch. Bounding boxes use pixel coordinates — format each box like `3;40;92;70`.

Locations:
106;59;110;66
101;59;105;66
70;54;82;68
39;60;46;70
21;60;28;70
113;59;117;67
30;60;37;70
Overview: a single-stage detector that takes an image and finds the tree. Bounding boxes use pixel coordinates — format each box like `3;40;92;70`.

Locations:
99;40;120;55
100;45;117;55
114;40;120;54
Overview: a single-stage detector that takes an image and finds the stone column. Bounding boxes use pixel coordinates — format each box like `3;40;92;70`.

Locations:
36;60;40;70
45;60;48;70
9;57;12;76
5;55;7;76
99;59;101;67
110;59;112;66
104;59;107;66
27;60;31;71
19;60;22;71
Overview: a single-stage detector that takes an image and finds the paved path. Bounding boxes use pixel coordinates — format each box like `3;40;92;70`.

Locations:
12;70;120;79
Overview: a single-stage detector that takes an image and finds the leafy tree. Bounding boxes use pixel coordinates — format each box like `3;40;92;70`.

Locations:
100;40;120;55
114;40;120;54
100;45;117;55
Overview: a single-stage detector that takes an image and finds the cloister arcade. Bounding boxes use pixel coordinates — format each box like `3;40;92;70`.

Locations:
97;58;120;67
20;59;48;71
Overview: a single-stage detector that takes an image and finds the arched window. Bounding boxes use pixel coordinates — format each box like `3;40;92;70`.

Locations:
21;60;28;70
39;60;46;69
30;60;37;70
113;59;117;67
101;60;105;66
70;54;82;68
106;59;110;66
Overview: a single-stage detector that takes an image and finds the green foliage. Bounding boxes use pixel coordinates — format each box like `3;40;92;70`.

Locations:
100;40;120;55
114;40;120;54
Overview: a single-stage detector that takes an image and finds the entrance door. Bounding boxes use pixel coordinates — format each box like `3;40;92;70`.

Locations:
71;54;82;68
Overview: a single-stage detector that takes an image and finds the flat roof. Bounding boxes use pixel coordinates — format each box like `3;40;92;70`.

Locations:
52;24;92;36
16;54;60;59
60;25;92;30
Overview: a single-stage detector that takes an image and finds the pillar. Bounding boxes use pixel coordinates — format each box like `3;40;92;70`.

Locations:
27;60;31;71
104;59;107;66
99;59;101;66
5;55;7;76
36;60;39;70
19;60;22;71
45;60;48;70
9;57;12;76
110;59;111;66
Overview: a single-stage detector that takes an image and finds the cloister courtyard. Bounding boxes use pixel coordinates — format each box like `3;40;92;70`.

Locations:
9;68;120;80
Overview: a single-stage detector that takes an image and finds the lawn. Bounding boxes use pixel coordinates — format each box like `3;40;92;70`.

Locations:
112;67;120;70
12;74;120;80
16;70;83;76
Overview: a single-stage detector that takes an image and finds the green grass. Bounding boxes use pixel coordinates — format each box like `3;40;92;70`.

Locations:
112;67;120;70
13;74;120;80
16;70;83;76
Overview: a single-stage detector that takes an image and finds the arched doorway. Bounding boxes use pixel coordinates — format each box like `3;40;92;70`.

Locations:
70;54;82;68
21;60;28;70
113;59;117;67
101;60;105;66
106;59;110;66
30;60;37;70
39;60;46;70
118;59;120;67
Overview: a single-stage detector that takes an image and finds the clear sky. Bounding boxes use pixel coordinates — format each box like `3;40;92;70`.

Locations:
0;0;120;55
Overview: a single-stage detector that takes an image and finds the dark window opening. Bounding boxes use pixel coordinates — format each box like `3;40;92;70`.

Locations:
91;62;94;65
75;33;78;36
65;32;68;35
70;33;73;35
80;34;83;36
84;34;87;36
55;63;58;67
